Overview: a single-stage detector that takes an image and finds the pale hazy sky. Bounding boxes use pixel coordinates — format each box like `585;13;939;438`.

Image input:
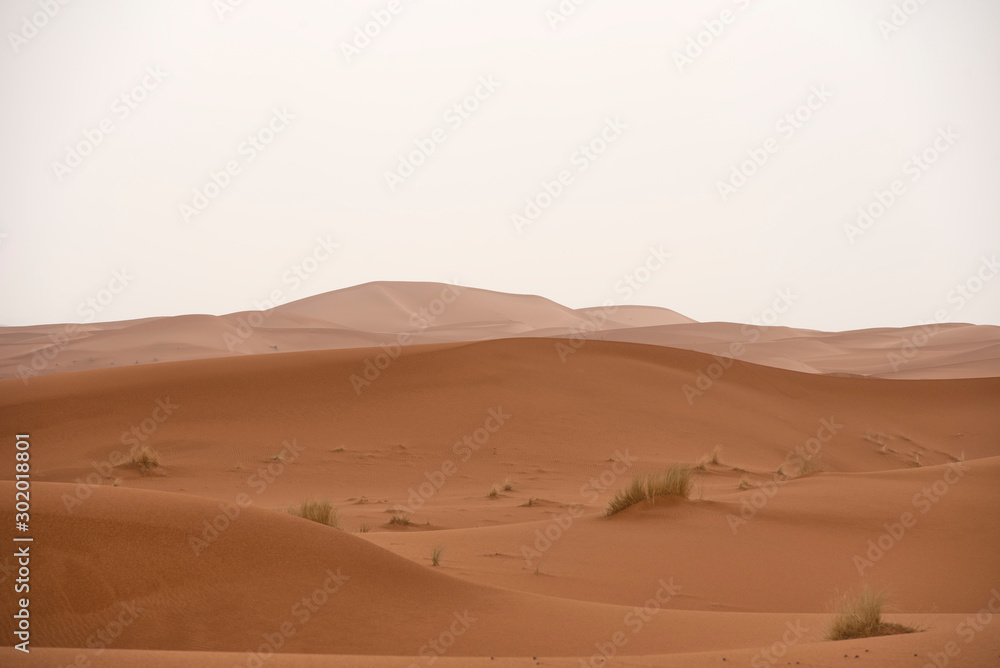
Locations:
1;0;998;330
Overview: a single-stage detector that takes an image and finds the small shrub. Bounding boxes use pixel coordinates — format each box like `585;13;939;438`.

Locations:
696;447;722;471
604;466;693;517
357;523;370;533
709;446;722;465
129;445;159;474
827;586;917;641
431;545;444;567
287;499;341;528
488;484;500;498
502;478;514;492
738;476;752;490
389;513;413;526
798;458;822;475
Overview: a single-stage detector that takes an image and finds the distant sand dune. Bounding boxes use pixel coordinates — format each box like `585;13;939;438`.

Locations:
4;281;996;380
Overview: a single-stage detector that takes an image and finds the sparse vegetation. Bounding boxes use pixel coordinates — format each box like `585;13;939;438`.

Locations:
357;523;371;533
738;476;752;490
603;466;694;517
488;483;500;498
287;499;341;528
129;445;160;474
862;432;887;446
431;545;445;567
525;497;539;507
798;458;822;475
827;586;917;641
502;478;514;492
696;446;722;471
389;513;414;526
270;450;285;462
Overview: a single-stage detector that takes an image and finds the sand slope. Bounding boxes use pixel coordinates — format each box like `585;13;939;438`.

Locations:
2;285;998;665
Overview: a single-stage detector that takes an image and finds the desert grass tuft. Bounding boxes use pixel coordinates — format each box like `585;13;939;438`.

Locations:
431;545;445;567
798;458;822;476
287;498;341;528
696;447;722;471
389;513;414;526
827;585;917;641
357;523;370;533
502;478;514;492
709;446;722;466
738;476;752;490
487;483;501;498
129;445;160;474
603;466;693;517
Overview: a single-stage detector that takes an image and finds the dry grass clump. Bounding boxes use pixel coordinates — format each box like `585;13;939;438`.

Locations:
488;483;500;498
502;478;514;492
798;458;822;475
603;466;693;517
738;476;752;490
431;545;445;567
827;586;917;641
287;499;341;528
696;446;722;471
389;513;414;526
129;445;160;474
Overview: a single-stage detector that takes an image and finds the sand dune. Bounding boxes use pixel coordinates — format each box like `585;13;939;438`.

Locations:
2;284;999;665
4;282;997;382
